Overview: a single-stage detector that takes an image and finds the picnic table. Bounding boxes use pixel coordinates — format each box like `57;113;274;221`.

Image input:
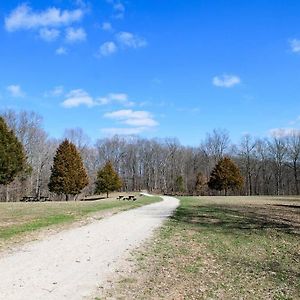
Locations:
20;196;49;202
117;195;137;201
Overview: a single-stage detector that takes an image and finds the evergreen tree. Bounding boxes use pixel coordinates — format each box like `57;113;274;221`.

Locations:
48;139;88;200
95;161;122;198
175;175;185;194
0;117;26;186
208;157;244;195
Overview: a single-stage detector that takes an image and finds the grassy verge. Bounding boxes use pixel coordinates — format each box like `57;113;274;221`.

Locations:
0;195;161;247
101;196;300;299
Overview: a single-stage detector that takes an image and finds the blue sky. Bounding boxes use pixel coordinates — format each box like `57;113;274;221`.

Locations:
0;0;300;145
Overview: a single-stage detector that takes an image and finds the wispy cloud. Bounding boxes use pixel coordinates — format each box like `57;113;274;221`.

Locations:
102;127;145;135
269;128;300;138
62;89;95;108
5;4;84;32
7;85;25;98
98;41;117;56
102;109;158;136
44;86;64;97
61;90;134;108
56;47;67;55
289;116;300;125
116;32;147;48
104;109;158;127
289;38;300;53
212;74;241;88
99;93;134;106
65;27;86;43
102;22;113;31
106;0;125;19
39;28;60;42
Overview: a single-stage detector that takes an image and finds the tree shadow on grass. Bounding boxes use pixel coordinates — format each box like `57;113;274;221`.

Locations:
171;204;300;235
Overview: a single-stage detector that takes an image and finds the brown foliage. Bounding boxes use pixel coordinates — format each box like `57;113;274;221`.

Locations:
208;157;244;194
48;139;88;199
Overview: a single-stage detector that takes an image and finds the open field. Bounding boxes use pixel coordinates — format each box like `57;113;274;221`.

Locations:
0;196;177;300
0;193;161;252
101;196;300;300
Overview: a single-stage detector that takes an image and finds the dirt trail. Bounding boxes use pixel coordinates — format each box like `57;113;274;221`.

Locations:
0;196;179;300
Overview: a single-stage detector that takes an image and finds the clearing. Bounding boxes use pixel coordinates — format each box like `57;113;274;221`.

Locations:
100;196;300;300
0;193;159;252
0;195;179;299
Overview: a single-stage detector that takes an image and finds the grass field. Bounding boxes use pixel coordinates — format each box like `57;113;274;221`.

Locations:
0;194;161;252
101;196;300;300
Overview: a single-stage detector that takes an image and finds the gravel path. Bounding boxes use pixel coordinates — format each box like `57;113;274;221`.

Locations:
0;196;179;300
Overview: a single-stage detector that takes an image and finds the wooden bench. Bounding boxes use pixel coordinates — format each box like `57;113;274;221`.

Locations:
81;196;105;201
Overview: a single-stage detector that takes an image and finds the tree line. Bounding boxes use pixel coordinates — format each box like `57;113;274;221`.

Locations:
0;109;299;201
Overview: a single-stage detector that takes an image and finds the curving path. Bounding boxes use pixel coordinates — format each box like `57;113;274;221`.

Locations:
0;196;179;300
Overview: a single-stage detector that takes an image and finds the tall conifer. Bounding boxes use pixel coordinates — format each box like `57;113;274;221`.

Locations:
95;161;122;198
208;157;244;195
49;139;88;200
0;117;26;186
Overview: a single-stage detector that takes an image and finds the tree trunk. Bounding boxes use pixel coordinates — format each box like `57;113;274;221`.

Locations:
106;191;109;198
293;160;299;195
6;185;9;202
65;194;69;201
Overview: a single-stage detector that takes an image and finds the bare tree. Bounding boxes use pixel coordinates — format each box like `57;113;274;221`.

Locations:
286;131;300;194
268;137;287;195
238;135;257;195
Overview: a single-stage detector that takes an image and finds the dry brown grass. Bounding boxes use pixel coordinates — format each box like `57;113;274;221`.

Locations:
99;196;300;300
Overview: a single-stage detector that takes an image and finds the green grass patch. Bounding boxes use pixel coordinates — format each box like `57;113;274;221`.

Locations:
0;214;74;239
0;196;161;242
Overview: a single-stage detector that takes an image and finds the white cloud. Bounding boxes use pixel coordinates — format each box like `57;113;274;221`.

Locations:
104;109;158;127
106;0;125;19
289;116;300;125
116;32;147;48
98;93;134;106
102;127;145;135
99;41;117;56
62;89;96;108
5;4;84;32
290;39;300;53
39;27;60;42
102;22;113;31
62;90;133;108
44;86;64;97
74;0;89;9
65;27;86;43
212;74;241;88
7;85;25;98
101;108;158;135
269;128;300;138
113;3;125;12
56;47;67;55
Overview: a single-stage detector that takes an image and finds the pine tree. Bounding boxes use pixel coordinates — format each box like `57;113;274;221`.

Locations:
0;117;26;187
95;161;122;198
208;157;244;195
48;139;88;200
